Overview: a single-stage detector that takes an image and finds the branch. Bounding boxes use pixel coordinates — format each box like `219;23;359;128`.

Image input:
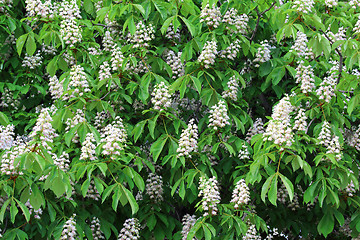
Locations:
249;2;277;43
318;29;344;83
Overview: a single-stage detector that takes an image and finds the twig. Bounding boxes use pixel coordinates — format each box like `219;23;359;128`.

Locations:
318;29;344;83
249;2;277;44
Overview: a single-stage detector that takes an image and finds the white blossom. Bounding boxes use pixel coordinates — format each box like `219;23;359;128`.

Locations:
1;138;28;175
208;100;230;130
111;46;125;71
25;0;54;19
198;41;217;69
177;119;198;158
90;217;105;240
293;108;307;131
117;218;140;240
231;179;250;208
219;39;241;60
60;214;77;240
165;23;180;41
146;173;163;202
100;117;127;159
223;9;248;35
291;0;314;14
25;200;43;219
198;176;221;216
290;31;314;60
129;21;155;48
325;0;338;7
60;18;82;47
354;16;360;35
22;51;42;69
295;61;315;93
200;4;221;29
0;124;14;150
254;40;273;67
316;62;338;103
181;214;197;240
29;107;58;150
264;95;294;148
318;121;342;161
65;65;91;99
80;133;97;161
99;61;112;81
350;0;360;8
243;224;261;240
238;143;250;160
165;50;185;79
151;82;172;111
49;75;64;100
222;75;239;101
102;31;115;52
246;118;265;143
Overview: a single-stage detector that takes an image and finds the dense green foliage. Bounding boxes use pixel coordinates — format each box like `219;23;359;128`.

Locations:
1;0;360;239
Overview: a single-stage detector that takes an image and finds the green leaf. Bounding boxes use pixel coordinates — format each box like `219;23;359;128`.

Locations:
150;134;168;162
121;186;139;214
190;76;201;94
26;34;36;56
152;0;167;20
268;174;278;206
180;16;196;37
261;174;273;203
317;212;334;237
51;177;66;197
0;198;11;222
147;214;157;231
132;120;146;143
133;4;145;16
348;95;360;115
16;33;28;56
0;112;10;126
279;173;294;202
15;199;30;222
10;199;18;223
160;16;174;35
186;220;202;240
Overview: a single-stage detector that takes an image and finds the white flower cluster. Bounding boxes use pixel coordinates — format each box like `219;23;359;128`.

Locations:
200;4;221;28
80;133;97;161
86;180;101;201
198;41;217;69
166;23;180;41
151;82;172;111
231;179;250;208
94;111;109;133
223;8;249;35
102;31;115;52
65;109;86;143
318;121;342;161
111;46;125;71
53;151;70;171
49;75;64;100
327;27;347;42
99;61;112;81
290;31;313;60
265;227;288;240
165;50;185;79
219;39;241;60
291;0;314;14
100;116;127;159
293;108;307;131
29;108;58;150
316;62;338;103
25;200;43;219
146;172;163;202
63;52;76;66
208;100;230;130
42;43;56;55
343;126;360;151
117;218;140;240
126;56;151;75
198;176;221;216
263;95;294;148
222;75;239;101
246;118;265;143
243;224;261;240
60;19;82;47
25;0;54;19
0;0;12;13
88;47;101;56
60;214;77;240
325;0;338;7
129;21;155;48
345;174;357;197
177;119;198;158
350;0;360;8
0;89;19;110
58;0;81;19
295;61;315;93
254;40;273;67
58;1;82;47
181;214;197;240
238;143;250;160
22;52;42;69
90;217;105;240
67;65;91;98
0;124;14;150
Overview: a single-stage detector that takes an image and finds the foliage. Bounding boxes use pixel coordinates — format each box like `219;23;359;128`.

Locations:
0;0;360;239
